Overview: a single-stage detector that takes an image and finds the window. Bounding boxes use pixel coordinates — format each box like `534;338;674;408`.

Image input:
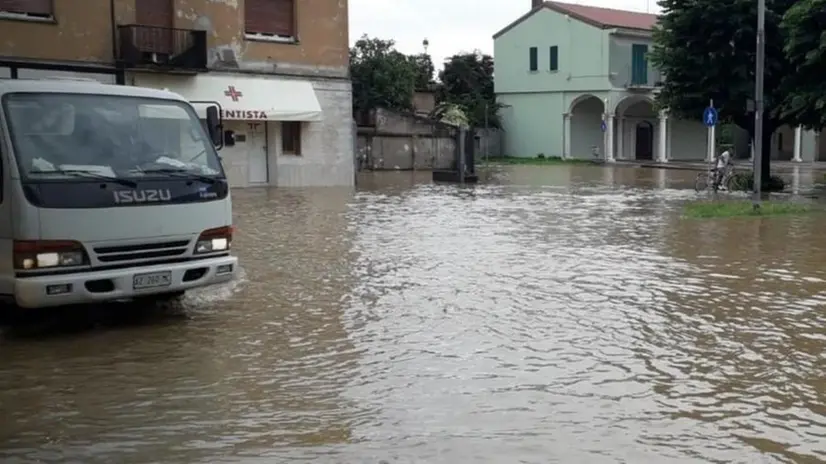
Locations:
0;0;53;19
529;47;538;71
549;46;559;71
2;93;224;181
777;132;783;150
281;121;301;155
245;0;296;39
631;44;649;85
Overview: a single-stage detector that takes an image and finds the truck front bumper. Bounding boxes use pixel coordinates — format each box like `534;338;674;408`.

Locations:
14;255;238;308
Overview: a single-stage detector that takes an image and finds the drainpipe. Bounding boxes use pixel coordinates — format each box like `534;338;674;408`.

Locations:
110;0;124;85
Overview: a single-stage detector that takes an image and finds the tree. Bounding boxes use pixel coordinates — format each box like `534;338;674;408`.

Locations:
437;51;501;129
649;0;798;185
349;35;417;114
408;53;435;91
430;102;470;128
779;0;826;130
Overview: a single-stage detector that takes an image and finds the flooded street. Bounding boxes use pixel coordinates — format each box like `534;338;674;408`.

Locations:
4;164;826;463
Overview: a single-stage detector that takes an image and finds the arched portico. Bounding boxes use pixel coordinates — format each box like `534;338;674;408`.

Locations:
613;95;667;161
565;94;606;159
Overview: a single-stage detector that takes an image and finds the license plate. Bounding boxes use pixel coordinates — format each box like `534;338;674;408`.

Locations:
133;271;172;290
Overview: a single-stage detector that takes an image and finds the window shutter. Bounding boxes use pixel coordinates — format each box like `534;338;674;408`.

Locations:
549;46;558;71
529;47;538;71
0;0;53;16
245;0;295;36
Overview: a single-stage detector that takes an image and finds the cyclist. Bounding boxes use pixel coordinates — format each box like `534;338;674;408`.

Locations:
713;149;733;190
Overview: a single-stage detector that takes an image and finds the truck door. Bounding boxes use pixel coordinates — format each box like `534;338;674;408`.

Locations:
0;125;13;298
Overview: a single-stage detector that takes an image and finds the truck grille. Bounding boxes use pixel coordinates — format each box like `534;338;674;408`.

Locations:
93;240;190;263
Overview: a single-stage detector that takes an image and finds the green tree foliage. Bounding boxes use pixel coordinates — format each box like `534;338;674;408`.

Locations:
430;102;470;128
349;35;417;113
408;53;435;91
437;51;501;128
649;0;797;182
779;0;826;130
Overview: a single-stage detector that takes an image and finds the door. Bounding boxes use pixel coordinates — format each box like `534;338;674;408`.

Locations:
0;132;12;298
635;122;654;160
136;0;173;55
246;122;268;184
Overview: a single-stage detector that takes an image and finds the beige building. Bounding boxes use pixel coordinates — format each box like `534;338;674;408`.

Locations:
0;0;354;187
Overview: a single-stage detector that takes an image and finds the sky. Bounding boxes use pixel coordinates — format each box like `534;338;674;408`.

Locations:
348;0;661;70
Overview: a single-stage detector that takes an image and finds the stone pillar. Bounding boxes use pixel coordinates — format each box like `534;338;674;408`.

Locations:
793;125;803;162
563;113;571;159
658;110;668;162
605;113;615;162
617;117;624;160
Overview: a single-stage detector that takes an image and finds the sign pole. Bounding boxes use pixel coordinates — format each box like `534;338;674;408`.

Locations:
707;99;715;163
752;0;765;210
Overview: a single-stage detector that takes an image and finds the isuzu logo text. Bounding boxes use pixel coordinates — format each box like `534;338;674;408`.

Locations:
113;189;173;204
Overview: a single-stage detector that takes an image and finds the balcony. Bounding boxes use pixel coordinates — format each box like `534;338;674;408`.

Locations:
117;25;207;73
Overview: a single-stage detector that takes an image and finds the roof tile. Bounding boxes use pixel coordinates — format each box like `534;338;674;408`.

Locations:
547;1;658;30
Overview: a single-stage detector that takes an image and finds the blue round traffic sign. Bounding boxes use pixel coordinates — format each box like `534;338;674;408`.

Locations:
703;106;718;127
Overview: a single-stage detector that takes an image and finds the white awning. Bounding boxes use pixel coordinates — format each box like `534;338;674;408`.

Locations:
133;73;322;122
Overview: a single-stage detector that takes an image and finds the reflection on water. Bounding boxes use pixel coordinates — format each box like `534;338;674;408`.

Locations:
3;165;826;462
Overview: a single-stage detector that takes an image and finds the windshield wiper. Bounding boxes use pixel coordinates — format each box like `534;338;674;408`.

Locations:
139;168;217;184
31;169;137;187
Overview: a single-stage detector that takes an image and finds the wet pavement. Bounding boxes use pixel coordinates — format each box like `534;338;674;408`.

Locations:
3;164;826;463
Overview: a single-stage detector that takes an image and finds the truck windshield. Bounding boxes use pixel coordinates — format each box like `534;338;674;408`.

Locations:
2;92;224;181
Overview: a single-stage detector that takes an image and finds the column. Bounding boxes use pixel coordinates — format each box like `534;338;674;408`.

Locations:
793;125;803;162
605;113;615;162
563;113;571;159
658;110;668;162
617;117;624;160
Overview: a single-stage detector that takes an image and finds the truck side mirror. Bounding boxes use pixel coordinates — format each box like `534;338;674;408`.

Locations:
206;106;223;148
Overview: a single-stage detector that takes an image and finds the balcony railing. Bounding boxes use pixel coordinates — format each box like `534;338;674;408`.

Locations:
118;25;207;71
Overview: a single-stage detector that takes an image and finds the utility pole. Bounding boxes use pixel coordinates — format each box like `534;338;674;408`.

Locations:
484;101;489;164
752;0;765;210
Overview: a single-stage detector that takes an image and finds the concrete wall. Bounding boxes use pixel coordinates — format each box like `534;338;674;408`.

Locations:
494;8;611;94
474;128;504;160
498;92;565;157
609;34;662;88
0;0;349;79
412;91;436;115
275;79;354;186
0;0;119;65
669;119;708;160
356;109;457;170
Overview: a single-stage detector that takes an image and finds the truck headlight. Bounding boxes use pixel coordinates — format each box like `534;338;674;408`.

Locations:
195;226;233;254
14;240;89;270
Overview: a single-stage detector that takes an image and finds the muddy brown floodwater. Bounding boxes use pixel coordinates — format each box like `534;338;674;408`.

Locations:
3;165;826;463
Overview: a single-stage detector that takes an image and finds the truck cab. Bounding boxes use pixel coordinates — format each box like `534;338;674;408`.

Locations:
0;78;237;308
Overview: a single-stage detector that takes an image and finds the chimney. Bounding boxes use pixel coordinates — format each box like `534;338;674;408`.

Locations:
532;0;543;8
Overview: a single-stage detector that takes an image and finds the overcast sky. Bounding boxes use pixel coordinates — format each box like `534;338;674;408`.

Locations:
349;0;660;69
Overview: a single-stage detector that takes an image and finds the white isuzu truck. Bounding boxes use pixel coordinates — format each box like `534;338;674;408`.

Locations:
0;78;237;308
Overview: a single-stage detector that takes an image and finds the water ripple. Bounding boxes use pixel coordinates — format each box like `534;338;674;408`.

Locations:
2;166;826;463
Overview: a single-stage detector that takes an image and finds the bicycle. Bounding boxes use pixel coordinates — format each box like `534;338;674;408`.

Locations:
694;165;736;192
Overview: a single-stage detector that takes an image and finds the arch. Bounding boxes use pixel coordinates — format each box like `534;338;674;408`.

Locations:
614;94;656;116
568;94;606;159
568;93;605;114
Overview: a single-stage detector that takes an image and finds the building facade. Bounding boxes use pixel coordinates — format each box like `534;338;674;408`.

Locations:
0;0;354;187
493;1;826;163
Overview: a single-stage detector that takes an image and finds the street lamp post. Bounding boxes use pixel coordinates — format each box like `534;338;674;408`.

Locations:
752;0;765;210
